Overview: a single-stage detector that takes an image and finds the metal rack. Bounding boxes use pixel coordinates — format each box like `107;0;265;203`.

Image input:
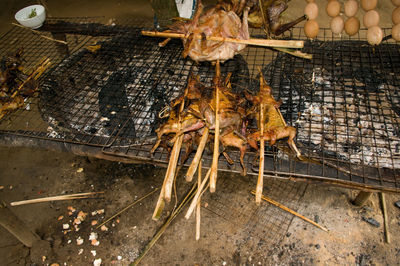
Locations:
0;18;399;193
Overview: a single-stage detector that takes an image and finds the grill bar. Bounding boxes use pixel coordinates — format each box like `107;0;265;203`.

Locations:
0;19;399;193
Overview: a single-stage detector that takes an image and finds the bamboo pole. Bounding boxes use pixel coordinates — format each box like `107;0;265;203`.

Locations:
132;183;197;266
0;203;40;247
141;30;304;49
12;23;67;44
251;190;328;232
379;192;390;243
185;128;209;182
256;103;265;205
164;134;184;202
96;188;159;229
196;161;202;240
185;168;211;219
210;60;221;193
10;192;103;206
153;84;188;219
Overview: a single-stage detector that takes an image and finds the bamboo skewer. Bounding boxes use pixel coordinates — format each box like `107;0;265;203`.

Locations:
196;161;202;240
185;127;209;182
153;85;188;219
0;57;51;120
210;60;221;193
10;192;104;206
133;183;197;266
164;134;184;202
251;190;328;232
256;102;265;205
185;168;211;219
12;23;68;44
379;192;390;243
141;30;304;49
96;188;159;229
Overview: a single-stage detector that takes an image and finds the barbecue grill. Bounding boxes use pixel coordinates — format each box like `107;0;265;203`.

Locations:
1;17;399;194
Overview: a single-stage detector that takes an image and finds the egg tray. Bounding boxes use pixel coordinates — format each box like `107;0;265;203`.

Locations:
0;19;399;193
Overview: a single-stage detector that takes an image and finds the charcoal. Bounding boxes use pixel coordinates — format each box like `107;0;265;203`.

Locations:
362;217;380;227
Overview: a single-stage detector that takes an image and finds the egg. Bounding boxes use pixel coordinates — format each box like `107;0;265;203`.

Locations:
393;7;400;24
344;0;359;17
392;24;400;41
326;1;341;17
305;0;315;2
361;0;377;11
367;26;383;45
304;2;319;20
392;0;400;6
363;10;380;28
345;17;360;36
331;16;344;34
304;19;319;38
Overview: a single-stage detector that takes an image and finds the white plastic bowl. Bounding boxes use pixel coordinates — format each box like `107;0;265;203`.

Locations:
15;5;46;29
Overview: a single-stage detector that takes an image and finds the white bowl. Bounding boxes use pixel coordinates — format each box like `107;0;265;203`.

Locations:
15;5;46;29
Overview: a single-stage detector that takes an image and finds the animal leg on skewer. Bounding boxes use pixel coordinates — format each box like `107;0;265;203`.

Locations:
210;60;221;193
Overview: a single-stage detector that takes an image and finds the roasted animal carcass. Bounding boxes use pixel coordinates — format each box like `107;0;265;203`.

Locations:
220;0;306;36
246;73;301;157
151;72;248;175
168;0;250;62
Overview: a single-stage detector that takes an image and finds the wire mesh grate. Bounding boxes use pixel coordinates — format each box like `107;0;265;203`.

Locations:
0;18;399;192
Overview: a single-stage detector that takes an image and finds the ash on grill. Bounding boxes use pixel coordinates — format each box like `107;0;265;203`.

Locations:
263;40;400;170
40;34;251;144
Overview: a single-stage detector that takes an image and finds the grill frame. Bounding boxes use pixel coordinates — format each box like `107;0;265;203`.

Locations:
0;18;399;193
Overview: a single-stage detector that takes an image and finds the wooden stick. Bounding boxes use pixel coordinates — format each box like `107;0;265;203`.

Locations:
251;190;328;232
379;192;390;243
96;188;159;229
133;183;197;266
9;57;51;99
185;127;209;182
210;60;220;193
185;168;211;219
256;102;265;205
164;134;184;202
141;30;304;49
274;47;312;60
12;23;68;44
10;192;104;206
0;203;40;247
196;161;202;240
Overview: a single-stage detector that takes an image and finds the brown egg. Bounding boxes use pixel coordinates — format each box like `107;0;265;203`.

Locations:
363;10;380;28
392;0;400;6
326;1;341;17
345;17;360;36
344;0;359;17
361;0;377;11
331;16;344;34
367;26;383;45
304;2;319;20
304;19;319;38
393;7;400;24
392;24;400;41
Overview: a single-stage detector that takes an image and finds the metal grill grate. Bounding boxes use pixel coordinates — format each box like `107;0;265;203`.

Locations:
0;19;399;193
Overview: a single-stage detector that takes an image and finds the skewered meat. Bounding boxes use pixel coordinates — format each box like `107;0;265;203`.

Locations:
151;70;249;174
246;73;301;157
168;0;250;62
222;0;306;36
